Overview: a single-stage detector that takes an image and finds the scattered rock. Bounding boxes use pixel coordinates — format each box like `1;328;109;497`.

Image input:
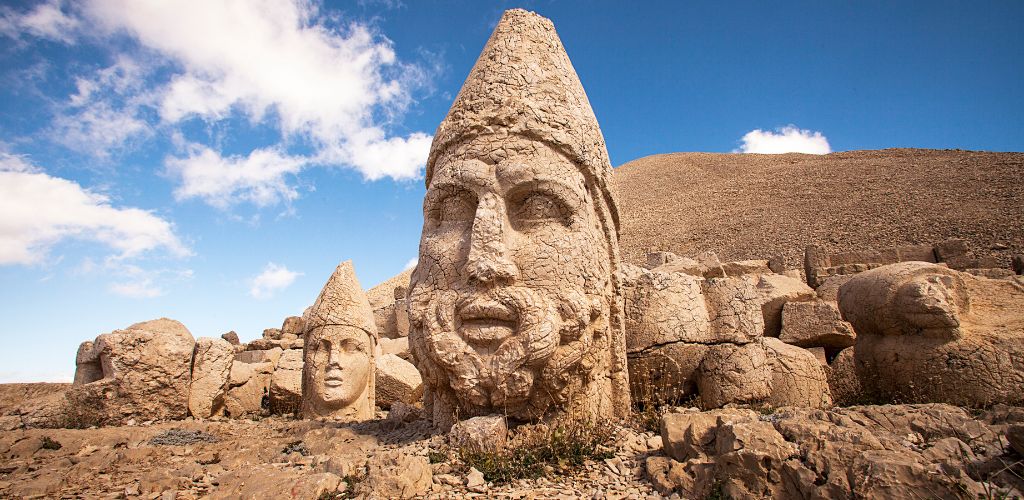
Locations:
189;337;234;418
449;415;507;453
375;354;423;409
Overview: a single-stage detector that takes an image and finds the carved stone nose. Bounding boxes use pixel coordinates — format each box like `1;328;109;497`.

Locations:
466;193;518;285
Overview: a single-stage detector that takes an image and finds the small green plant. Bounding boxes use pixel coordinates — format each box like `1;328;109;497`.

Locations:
428;450;447;464
458;416;615;485
40;436;62;450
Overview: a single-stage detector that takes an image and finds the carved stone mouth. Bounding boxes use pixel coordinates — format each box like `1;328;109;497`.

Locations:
324;370;344;387
457;298;517;346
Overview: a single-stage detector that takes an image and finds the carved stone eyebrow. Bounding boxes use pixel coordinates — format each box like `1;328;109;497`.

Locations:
427;158;495;193
504;177;584;213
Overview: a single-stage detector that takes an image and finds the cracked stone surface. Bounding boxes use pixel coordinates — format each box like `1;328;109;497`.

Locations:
839;261;1024;406
188;337;234;419
302;261;378;420
408;9;629;429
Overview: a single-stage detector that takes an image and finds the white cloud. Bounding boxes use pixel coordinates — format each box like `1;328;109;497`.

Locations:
735;125;831;154
52;56;152;157
0;153;190;265
0;0;79;43
79;0;432;198
249;262;301;299
106;264;193;298
166;145;307;209
403;257;417;271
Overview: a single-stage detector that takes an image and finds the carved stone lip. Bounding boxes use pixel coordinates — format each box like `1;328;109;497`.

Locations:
457;298;516;323
324;370;345;387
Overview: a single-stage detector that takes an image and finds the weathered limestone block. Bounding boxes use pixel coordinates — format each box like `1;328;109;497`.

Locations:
375;353;423;409
826;347;862;405
762;338;832;409
839;261;1024;405
379;336;410;360
696;338;831;409
221;331;240;345
779;300;856;349
235;346;282;365
408;9;629;429
262;328;283;340
64;318;195;425
449;415;508;453
360;452;432;499
302;261;378;420
224;361;273;417
697;342;771;408
659;251;726;279
281;316;305;337
188;337;234;418
661;411;722;462
750;274;816;337
645;250;680;269
815;274;854;302
933;239;969;262
622;263;711;350
702;277;764;343
73;341;101;384
897;244;937;263
270;348;303;414
722;260;772;277
806;346;828;365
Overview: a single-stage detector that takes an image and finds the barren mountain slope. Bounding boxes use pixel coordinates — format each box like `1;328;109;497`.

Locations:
613;148;1024;269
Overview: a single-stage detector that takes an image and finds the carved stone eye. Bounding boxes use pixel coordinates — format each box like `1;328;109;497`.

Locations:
514;193;565;223
435;191;476;225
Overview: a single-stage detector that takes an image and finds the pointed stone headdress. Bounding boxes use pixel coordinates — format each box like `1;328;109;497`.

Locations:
426;8;620;236
306;260;377;338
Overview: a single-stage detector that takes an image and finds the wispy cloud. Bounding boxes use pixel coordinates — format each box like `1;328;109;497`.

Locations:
735;125;831;154
0;153;190;266
403;257;417;271
166;145;306;209
0;0;79;44
249;262;301;299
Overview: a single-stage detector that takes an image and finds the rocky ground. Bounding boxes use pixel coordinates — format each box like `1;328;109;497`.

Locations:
2;399;1022;499
612;149;1024;269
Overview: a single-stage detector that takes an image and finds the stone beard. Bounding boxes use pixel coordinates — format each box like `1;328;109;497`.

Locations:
301;324;375;419
409;137;622;428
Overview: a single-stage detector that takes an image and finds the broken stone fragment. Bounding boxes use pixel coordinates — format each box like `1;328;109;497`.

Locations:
269;348;303;414
188;337;234;418
779;299;856;349
375;354;423;409
221;331;240;345
449;415;508;453
62;318;195;426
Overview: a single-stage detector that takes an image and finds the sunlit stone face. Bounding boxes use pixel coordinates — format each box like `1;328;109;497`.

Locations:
409;137;614;426
303;324;373;418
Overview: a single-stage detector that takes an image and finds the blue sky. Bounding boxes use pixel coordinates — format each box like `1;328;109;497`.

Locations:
1;0;1021;382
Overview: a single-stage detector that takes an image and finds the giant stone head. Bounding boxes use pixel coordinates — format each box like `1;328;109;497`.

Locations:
408;9;630;429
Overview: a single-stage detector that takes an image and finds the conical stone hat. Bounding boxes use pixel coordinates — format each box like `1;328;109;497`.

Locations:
306;260;377;338
426;8;619;233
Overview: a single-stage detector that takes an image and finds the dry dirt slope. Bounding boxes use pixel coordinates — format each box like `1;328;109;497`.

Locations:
612;148;1024;269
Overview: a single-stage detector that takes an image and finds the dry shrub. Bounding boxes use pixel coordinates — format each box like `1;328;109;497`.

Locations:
458;415;615;484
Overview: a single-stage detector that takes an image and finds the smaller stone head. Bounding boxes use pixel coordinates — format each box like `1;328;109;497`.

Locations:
301;261;378;420
304;324;374;414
